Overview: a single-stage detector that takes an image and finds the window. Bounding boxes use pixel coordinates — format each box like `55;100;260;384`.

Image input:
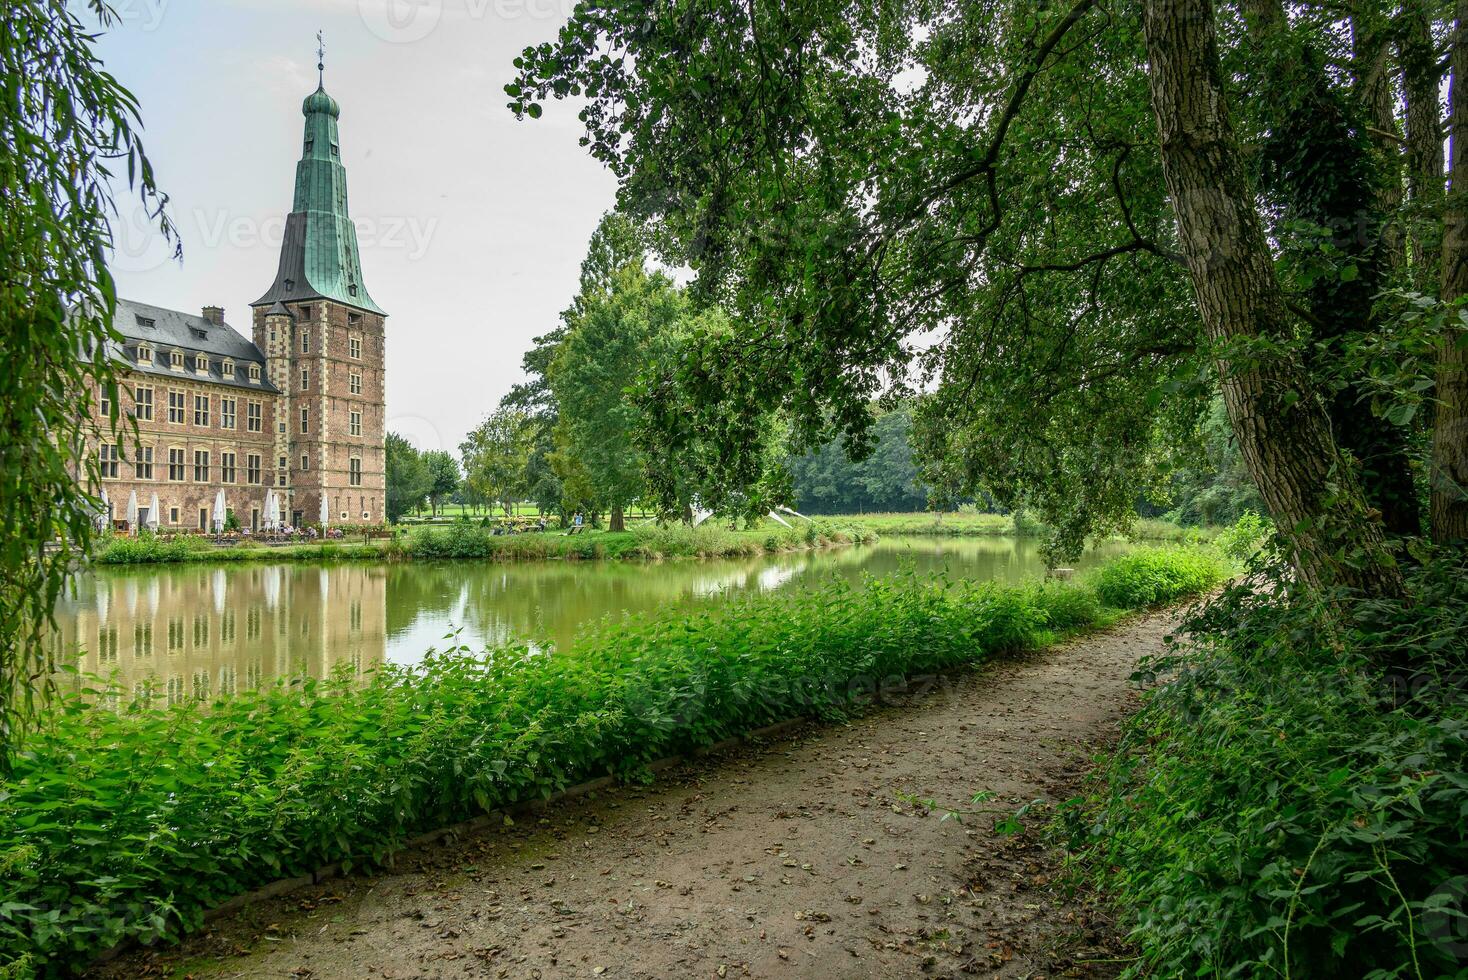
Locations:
279;420;286;433
246;454;261;485
220;452;236;484
248;364;261;383
349;457;362;487
190;327;208;341
98;444;120;478
100;383;115;417
222;359;234;380
198;507;209;530
168;448;185;481
193;615;208;648
330;142;339;157
300;407;309;433
246;401;262;432
169;349;184;370
194;353;208;374
349;372;362;395
300;305;312;320
348;312;362;325
301;453;309;471
168;390;185;424
349;410;362;437
221;398;236;430
135;446;154;480
193;450;209;482
135;315;155;330
168;618;184;651
301;367;309;391
302;331;310;354
133;622;152;657
279;455;288;471
349;336;361;359
193;394;209;427
134;385;154;421
137;343;153;364
169;506;179;524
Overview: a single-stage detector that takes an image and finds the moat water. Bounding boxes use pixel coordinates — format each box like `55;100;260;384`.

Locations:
50;536;1130;700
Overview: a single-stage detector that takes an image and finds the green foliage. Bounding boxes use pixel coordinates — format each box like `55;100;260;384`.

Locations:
1091;548;1229;609
628;519;872;558
1214;510;1275;563
1078;554;1468;978
385;433;432;523
787;406;929;514
421;451;461;518
1161;398;1267;528
1;1;175;770
460;408;534;517
0;550;1219;973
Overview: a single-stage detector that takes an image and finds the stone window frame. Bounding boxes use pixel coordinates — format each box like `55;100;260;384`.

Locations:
167;446;186;482
220;451;237;484
169;349;184;371
300;407;309;434
222;359;235;380
194;353;209;375
246;400;263;433
301;366;309;391
135;445;154;480
349;456;362;487
248;364;262;384
136;343;154;365
349;410;362;437
134;385;154;422
221;397;236;430
348;336;361;359
193;449;210;483
349;372;362;395
167;389;186;424
98;443;120;479
246;453;262;485
193;394;210;427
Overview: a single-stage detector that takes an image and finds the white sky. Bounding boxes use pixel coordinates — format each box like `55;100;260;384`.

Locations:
94;0;617;454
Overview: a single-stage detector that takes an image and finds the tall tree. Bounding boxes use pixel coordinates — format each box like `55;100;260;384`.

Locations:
460;408;534;517
385;433;430;522
550;265;688;531
421;451;461;518
508;0;1455;599
1;1;175;769
1436;0;1468;542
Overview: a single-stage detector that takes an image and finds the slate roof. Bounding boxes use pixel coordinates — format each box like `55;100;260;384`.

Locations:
112;299;279;394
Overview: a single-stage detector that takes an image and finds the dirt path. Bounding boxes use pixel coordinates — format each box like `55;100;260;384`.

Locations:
99;612;1175;980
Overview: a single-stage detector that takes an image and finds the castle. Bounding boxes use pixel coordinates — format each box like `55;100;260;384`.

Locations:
94;77;386;530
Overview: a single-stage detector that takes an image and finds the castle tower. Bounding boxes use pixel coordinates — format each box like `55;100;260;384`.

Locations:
252;74;386;527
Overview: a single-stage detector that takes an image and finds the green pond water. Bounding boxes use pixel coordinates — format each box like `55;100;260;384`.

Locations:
52;536;1129;698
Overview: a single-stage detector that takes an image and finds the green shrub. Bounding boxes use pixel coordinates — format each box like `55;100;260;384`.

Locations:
1091;547;1227;608
1078;553;1468;978
1214;509;1274;562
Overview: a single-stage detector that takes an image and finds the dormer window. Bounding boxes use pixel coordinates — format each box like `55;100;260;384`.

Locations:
248;364;261;383
330;143;339;157
348;313;362;325
194;353;208;374
169;349;184;370
135;315;155;329
304;138;314;153
136;344;153;365
222;359;235;380
189;327;208;341
348;284;358;297
299;305;312;320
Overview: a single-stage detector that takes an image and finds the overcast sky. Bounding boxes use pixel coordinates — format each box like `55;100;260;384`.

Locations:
94;0;617;454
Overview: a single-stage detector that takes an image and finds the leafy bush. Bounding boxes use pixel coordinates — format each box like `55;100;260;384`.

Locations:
0;550;1219;973
1214;509;1274;562
1078;553;1468;978
1091;547;1228;608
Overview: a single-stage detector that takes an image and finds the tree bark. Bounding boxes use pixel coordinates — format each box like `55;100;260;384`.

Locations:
1436;0;1468;544
609;504;625;532
1402;0;1446;289
1142;0;1405;597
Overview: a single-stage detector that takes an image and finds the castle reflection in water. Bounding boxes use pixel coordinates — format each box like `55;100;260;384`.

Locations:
51;565;386;703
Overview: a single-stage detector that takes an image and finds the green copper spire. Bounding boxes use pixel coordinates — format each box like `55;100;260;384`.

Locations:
253;63;384;314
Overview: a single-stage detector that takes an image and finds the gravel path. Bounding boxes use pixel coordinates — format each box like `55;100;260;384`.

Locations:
99;611;1176;980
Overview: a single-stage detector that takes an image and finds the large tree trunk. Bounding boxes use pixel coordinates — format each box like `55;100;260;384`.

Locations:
609;505;625;532
1436;0;1468;544
1402;1;1446;290
1142;0;1405;598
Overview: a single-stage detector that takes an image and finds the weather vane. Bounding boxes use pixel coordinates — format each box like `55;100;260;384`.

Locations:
316;30;325;85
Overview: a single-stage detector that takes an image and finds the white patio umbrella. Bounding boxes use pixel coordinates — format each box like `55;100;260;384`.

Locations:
125;490;138;531
212;489;226;533
265;490;280;531
319;492;329;529
147;492;160;531
98;487;111;531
